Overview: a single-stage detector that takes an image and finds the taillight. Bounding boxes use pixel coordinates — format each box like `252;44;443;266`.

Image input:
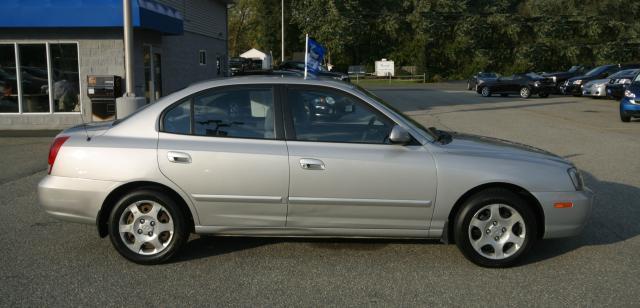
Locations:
48;136;70;175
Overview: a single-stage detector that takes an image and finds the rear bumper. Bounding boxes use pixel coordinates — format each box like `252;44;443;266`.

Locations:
532;188;594;238
38;175;120;224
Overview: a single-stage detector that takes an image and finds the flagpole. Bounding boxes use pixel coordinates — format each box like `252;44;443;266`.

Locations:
304;34;308;79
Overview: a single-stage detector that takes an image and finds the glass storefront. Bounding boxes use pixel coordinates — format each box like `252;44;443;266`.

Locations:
0;45;18;113
0;42;80;114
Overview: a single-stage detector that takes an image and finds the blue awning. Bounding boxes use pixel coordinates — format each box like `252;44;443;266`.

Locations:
1;0;183;35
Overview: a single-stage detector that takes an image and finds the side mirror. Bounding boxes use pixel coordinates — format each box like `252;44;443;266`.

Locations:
389;125;411;145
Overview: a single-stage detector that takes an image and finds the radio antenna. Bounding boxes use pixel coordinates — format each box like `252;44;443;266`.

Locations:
79;110;91;141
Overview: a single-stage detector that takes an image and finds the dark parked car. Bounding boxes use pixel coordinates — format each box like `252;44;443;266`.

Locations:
561;64;640;96
279;61;350;82
467;72;499;91
229;57;253;76
606;69;640;100
476;73;555;98
542;65;589;92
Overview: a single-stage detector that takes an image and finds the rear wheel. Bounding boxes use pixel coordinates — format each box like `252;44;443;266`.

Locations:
519;87;531;98
454;188;537;268
481;87;491;97
108;189;189;264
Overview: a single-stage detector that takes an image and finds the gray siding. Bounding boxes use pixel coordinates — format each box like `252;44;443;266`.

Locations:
157;0;228;39
161;31;228;95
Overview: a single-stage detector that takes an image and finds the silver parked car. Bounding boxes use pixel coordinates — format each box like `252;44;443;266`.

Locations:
38;76;593;267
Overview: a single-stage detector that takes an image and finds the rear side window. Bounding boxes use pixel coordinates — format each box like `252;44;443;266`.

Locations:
163;100;191;134
193;88;275;139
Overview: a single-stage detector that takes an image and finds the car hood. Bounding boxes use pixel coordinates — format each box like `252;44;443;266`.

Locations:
442;132;571;166
585;78;610;86
568;75;598;82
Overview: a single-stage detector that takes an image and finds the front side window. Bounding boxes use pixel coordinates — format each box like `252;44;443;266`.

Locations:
193;87;275;139
287;88;393;144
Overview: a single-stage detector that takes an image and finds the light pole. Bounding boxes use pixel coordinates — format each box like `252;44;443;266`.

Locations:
281;0;284;62
116;0;145;118
123;0;134;96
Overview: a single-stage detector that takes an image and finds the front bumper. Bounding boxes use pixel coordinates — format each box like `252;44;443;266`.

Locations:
621;98;640;116
38;175;120;224
582;84;607;97
561;83;582;95
532;188;594;238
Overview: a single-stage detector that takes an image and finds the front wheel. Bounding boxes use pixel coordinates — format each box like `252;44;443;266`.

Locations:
481;87;491;97
520;87;531;98
108;189;190;264
620;111;631;122
454;188;537;268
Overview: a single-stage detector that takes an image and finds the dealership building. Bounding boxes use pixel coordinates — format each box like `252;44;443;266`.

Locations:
0;0;231;130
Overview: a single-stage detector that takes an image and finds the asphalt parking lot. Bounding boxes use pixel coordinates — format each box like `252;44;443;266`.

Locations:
1;83;639;306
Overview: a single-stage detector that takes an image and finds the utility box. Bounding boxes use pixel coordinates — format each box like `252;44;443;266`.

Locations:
87;75;122;121
375;59;395;77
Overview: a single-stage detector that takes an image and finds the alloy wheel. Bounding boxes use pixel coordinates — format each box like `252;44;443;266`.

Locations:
118;200;174;255
467;204;526;260
520;87;530;98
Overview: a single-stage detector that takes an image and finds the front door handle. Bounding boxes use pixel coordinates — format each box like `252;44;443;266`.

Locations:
300;158;325;170
168;151;192;164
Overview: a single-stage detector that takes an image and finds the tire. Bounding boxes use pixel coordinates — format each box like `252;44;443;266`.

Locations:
500;94;509;97
453;188;538;268
539;93;549;98
519;87;531;99
481;87;491;97
620;111;631;123
108;189;190;264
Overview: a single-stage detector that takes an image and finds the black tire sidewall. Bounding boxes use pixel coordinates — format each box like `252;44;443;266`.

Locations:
108;189;189;264
454;189;538;268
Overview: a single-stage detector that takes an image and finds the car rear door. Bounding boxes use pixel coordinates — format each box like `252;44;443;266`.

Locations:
157;85;289;227
283;85;437;231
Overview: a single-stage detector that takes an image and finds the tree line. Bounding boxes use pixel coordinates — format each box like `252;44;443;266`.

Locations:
228;0;640;80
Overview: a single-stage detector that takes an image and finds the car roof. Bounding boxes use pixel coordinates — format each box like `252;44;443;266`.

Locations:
186;75;354;93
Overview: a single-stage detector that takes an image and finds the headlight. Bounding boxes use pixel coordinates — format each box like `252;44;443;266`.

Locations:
625;90;636;98
567;167;584;191
551;76;557;82
534;81;541;87
572;80;582;85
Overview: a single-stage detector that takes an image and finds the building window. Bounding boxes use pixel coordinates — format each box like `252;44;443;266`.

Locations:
0;42;80;114
199;50;207;65
50;44;80;112
0;44;18;113
19;44;49;113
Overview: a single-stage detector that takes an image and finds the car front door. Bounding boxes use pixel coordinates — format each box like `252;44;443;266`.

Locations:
283;85;437;231
157;85;289;227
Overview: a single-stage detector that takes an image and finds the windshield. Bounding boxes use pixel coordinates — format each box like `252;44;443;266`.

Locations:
568;66;580;72
525;72;543;79
354;85;437;141
479;72;497;78
611;69;639;78
585;65;612;76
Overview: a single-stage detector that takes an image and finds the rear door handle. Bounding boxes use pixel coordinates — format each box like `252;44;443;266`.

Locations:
300;158;325;170
167;151;192;164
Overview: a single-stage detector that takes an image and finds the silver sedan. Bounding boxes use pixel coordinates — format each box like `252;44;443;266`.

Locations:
38;77;593;267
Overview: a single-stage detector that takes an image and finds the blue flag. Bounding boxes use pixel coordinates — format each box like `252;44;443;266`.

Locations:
305;35;325;77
